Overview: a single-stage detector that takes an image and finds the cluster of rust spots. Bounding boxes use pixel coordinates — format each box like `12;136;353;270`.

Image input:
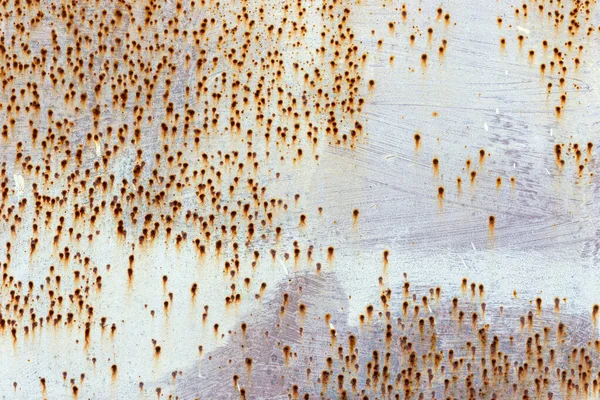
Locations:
384;4;452;69
554;141;594;178
0;0;371;394
497;0;596;118
0;0;598;396
188;275;600;399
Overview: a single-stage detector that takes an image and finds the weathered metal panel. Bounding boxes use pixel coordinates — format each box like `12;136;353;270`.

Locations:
0;0;599;398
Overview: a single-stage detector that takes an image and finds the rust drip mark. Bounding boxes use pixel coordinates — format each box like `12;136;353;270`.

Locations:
245;357;253;376
298;303;306;321
282;345;291;365
327;246;335;263
488;215;495;237
413;133;421;150
432;157;439;177
557;322;565;344
298;214;307;228
420;53;428;69
517;34;525;50
443;13;451;27
555;105;562;119
365;304;374;324
560;93;567;107
470;170;477;185
190;283;198;301
382;250;389;274
455;177;462;196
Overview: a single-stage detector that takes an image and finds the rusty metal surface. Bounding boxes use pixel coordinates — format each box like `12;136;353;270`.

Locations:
1;0;600;398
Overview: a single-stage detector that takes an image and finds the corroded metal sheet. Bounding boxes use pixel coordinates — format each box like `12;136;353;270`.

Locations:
1;0;600;398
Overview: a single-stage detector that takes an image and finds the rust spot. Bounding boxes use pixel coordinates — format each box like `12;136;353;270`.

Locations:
414;133;421;150
352;209;359;225
432;157;439;176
